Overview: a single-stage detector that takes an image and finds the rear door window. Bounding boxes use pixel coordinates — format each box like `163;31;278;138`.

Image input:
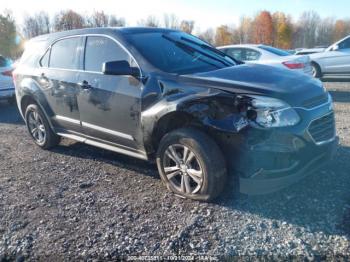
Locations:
224;48;243;61
243;48;261;61
49;37;81;70
339;37;350;49
84;36;132;72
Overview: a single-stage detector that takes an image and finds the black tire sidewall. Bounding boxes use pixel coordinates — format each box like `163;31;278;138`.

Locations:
156;128;227;201
25;104;58;149
312;63;321;78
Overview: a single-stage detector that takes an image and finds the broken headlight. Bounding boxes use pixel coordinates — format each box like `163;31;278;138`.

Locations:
246;95;300;128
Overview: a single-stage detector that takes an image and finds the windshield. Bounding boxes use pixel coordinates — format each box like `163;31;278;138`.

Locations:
126;32;236;74
258;45;291;56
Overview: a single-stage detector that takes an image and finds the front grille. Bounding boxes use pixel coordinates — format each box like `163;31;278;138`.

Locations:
308;113;335;144
302;94;329;109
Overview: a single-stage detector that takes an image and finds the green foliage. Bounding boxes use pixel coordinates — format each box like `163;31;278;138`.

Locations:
0;12;20;58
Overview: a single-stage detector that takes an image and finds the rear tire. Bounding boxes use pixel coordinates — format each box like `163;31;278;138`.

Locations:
156;127;227;201
311;63;322;78
25;104;60;149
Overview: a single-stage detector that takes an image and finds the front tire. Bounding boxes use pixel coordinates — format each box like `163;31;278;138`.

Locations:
156;127;227;201
25;104;60;149
311;63;322;78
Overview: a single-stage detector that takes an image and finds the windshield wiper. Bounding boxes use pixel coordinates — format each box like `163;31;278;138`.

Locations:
180;37;225;57
162;34;232;67
180;37;240;64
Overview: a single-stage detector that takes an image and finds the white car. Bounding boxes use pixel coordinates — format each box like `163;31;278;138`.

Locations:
310;35;350;78
0;55;15;104
218;44;313;76
295;47;326;55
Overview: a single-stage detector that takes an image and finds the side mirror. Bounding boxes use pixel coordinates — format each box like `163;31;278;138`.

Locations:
102;60;140;77
332;45;339;51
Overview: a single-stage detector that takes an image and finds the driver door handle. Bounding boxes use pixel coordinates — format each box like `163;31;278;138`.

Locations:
78;80;93;90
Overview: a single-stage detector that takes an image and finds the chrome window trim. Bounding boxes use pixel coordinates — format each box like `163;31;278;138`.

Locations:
39;33;143;78
57;132;147;160
81;121;134;141
54;115;134;141
54;115;81;125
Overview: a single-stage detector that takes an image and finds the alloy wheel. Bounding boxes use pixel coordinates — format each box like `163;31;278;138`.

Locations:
162;144;203;194
27;110;46;145
312;66;317;77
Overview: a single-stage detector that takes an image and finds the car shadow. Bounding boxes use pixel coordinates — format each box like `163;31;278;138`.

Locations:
329;90;350;103
51;141;158;179
51;136;350;237
322;78;350;83
216;145;350;237
0;101;24;125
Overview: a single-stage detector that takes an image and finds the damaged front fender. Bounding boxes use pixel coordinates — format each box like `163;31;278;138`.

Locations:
141;79;251;154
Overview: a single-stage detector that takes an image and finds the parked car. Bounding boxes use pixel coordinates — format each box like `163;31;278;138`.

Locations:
14;28;337;201
295;47;325;55
218;44;313;76
0;55;15;104
310;35;350;78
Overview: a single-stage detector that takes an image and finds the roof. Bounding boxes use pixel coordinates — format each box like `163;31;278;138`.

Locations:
31;27;177;42
217;44;262;49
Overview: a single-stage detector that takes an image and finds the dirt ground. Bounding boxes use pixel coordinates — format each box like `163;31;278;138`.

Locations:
0;81;349;260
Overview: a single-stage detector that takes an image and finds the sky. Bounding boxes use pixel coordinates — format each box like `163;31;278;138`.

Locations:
1;0;350;31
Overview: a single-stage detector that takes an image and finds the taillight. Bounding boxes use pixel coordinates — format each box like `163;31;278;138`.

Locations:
282;61;305;69
1;69;13;77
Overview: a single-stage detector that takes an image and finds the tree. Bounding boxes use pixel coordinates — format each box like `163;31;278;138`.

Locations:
180;20;195;34
108;15;125;27
296;11;321;48
53;10;85;32
252;11;273;45
215;25;233;46
272;12;293;49
138;15;159;27
89;10;109;27
0;11;20;57
198;28;215;45
317;17;335;46
237;16;253;44
22;12;50;38
333;20;347;42
163;13;179;29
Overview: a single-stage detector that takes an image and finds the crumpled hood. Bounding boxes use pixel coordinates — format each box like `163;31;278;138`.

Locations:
182;63;326;107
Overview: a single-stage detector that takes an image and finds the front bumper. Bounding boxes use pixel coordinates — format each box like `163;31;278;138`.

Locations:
217;94;337;195
238;135;338;195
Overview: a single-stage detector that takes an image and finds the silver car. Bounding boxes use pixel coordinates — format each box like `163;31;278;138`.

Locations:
310;35;350;78
218;44;312;76
0;55;15;104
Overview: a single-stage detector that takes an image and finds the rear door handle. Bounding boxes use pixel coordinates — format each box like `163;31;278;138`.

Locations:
78;80;93;90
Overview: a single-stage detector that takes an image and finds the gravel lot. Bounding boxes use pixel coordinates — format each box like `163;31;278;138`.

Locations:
1;82;350;260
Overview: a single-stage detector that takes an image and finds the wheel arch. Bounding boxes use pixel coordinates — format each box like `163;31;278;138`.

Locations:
311;60;323;77
143;93;248;155
18;80;55;130
150;111;201;153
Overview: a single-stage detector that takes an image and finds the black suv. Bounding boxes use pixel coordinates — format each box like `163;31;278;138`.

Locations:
14;28;337;201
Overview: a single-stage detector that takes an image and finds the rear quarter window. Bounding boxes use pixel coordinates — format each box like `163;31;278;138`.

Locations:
20;40;48;67
49;37;81;70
